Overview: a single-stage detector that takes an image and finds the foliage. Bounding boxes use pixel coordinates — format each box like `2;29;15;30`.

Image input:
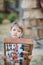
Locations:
8;13;18;23
0;13;4;24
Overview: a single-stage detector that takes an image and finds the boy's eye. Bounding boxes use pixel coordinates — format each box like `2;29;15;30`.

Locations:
13;29;16;31
18;30;21;32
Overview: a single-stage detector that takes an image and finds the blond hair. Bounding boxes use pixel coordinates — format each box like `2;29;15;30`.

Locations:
11;20;24;33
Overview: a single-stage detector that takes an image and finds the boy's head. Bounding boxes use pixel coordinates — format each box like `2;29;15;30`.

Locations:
10;20;24;38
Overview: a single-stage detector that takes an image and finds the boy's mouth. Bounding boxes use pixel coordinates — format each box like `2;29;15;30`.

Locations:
13;35;18;38
14;34;17;37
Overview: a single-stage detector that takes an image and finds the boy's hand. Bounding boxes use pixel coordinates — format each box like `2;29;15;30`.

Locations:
28;55;32;59
2;55;7;60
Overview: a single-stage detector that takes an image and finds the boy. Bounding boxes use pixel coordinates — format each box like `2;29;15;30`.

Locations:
3;20;32;65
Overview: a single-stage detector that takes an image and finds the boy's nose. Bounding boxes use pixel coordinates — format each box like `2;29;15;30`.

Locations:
15;32;17;35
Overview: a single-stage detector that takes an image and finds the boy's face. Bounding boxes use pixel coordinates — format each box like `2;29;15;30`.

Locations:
10;25;23;38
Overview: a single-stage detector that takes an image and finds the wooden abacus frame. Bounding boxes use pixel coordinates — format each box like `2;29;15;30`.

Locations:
4;38;33;65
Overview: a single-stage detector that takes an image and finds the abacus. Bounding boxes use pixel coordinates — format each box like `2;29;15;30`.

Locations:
4;38;33;65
